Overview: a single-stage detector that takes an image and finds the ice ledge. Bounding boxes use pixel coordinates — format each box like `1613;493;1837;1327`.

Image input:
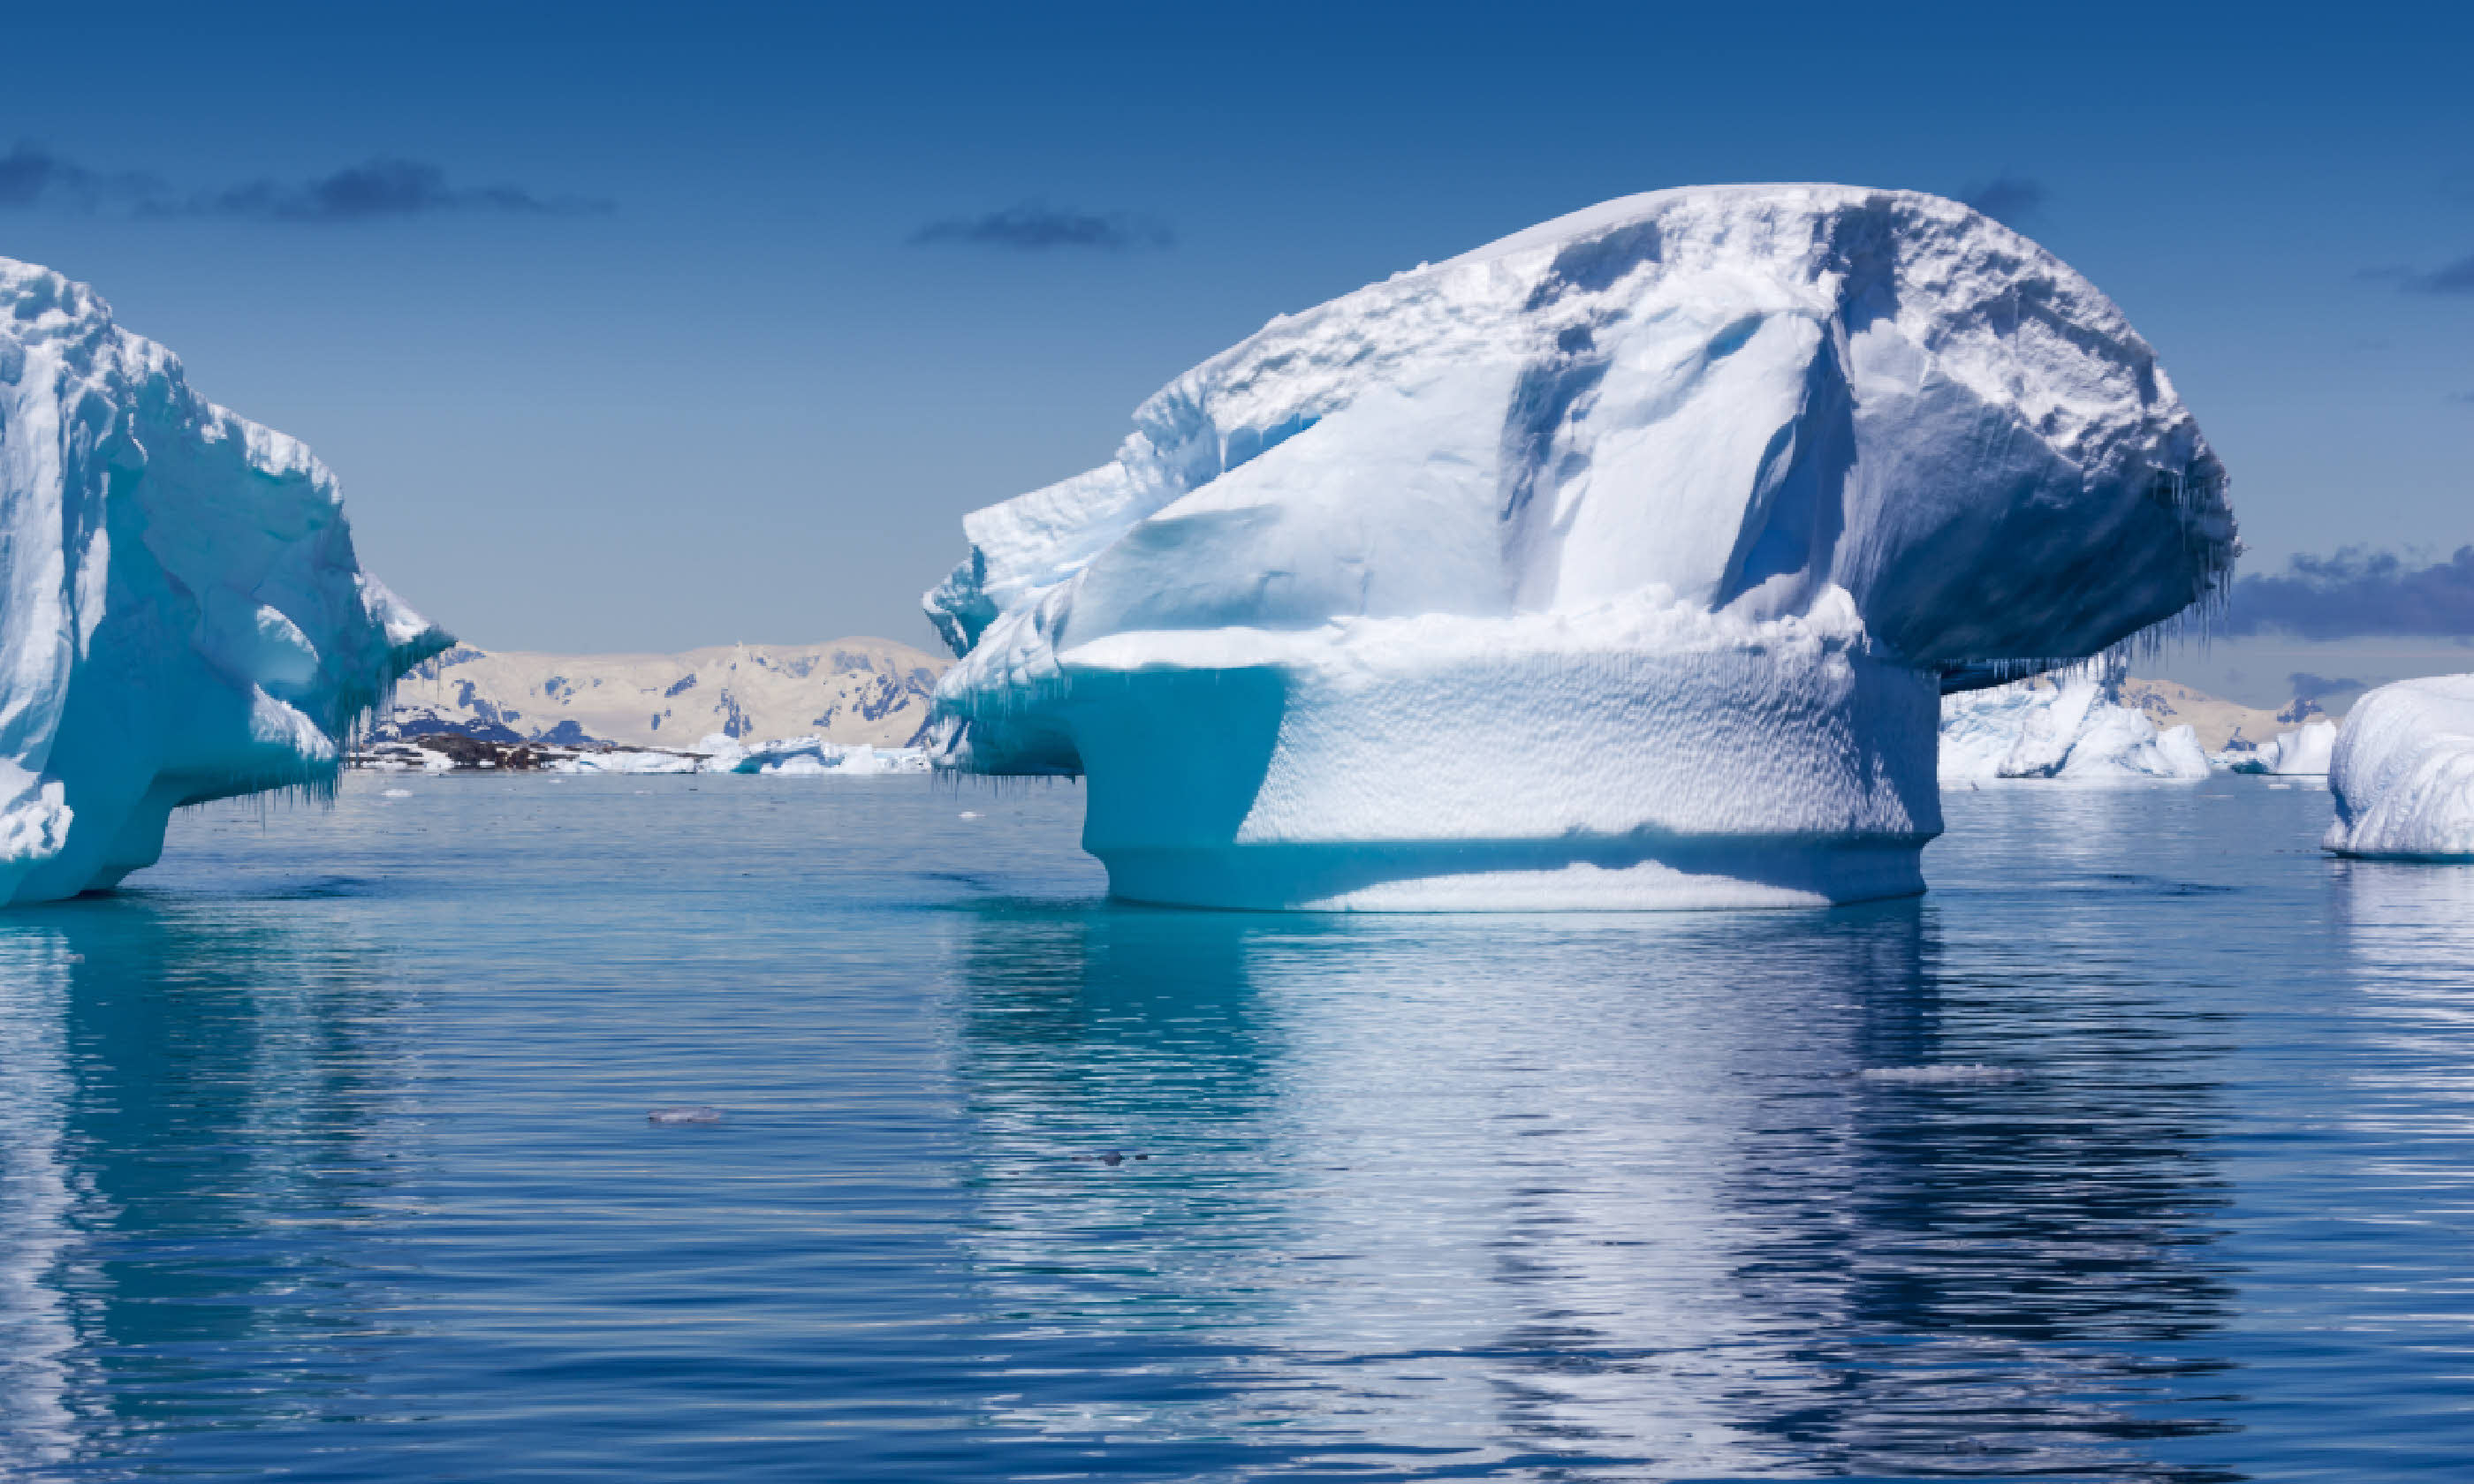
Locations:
1099;837;1931;912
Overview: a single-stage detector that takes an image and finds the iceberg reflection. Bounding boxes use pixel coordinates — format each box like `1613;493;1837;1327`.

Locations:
0;897;419;1474
949;899;2239;1478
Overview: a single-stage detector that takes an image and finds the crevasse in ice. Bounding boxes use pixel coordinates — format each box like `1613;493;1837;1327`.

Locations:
922;186;2236;909
0;257;449;903
2325;677;2474;859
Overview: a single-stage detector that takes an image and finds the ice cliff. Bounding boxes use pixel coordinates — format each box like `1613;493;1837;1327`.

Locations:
922;185;2236;909
1939;670;2209;782
2227;721;2335;777
0;257;447;903
2325;677;2474;859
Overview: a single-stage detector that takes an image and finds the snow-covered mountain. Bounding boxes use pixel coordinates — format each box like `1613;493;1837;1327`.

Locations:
0;256;448;903
383;639;946;749
923;184;2235;911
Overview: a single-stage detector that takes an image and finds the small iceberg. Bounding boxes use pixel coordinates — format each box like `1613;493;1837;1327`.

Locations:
2325;676;2474;859
2227;719;2337;777
647;1106;725;1124
1939;667;2209;782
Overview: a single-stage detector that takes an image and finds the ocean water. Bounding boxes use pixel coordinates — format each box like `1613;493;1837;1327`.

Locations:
0;772;2468;1481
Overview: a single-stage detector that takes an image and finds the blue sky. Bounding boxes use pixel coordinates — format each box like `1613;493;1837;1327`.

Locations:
4;1;2470;685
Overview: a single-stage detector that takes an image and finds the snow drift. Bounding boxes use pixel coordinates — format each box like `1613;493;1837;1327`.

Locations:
2325;677;2474;859
0;257;447;903
1939;670;2209;782
922;185;2236;910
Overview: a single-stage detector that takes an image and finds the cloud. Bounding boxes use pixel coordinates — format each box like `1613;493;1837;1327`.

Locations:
908;201;1172;252
153;158;611;223
1960;175;2046;228
2226;546;2474;640
0;143;605;223
2288;671;2375;703
2406;252;2474;293
0;141;157;211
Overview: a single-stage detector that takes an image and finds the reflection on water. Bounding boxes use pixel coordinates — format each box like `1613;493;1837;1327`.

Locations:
950;900;2237;1479
0;897;417;1476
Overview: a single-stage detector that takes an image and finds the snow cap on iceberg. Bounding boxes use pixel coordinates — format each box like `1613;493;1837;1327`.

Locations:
0;257;452;902
922;185;2236;910
2325;677;2474;859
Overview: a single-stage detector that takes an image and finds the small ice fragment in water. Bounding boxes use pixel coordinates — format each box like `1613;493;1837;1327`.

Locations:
959;811;983;820
65;953;84;964
648;1105;725;1124
1860;1064;2022;1086
383;788;413;799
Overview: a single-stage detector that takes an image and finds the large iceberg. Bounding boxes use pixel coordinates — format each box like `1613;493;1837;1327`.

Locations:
0;258;447;903
2325;677;2474;859
1939;668;2209;782
922;186;2235;910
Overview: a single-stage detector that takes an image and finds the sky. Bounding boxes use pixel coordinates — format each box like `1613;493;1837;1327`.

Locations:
4;1;2470;700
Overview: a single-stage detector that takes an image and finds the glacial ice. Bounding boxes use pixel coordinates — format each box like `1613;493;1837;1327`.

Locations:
1938;671;2210;782
2324;677;2474;859
0;258;448;904
922;185;2235;910
2228;720;2336;777
541;734;930;776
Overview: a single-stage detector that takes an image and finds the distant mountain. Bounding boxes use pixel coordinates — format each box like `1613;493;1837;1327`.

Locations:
383;639;948;749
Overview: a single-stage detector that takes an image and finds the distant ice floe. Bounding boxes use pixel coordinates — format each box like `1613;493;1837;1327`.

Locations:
2325;676;2474;859
2226;720;2337;777
356;731;930;777
1938;669;2210;783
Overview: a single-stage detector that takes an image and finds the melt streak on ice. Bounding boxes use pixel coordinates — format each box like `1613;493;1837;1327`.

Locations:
923;186;2236;910
0;258;448;903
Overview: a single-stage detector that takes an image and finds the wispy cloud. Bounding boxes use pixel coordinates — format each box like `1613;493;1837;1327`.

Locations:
2227;546;2474;640
2408;252;2474;293
0;141;159;211
148;158;610;223
1960;175;2046;228
908;201;1172;252
0;143;607;224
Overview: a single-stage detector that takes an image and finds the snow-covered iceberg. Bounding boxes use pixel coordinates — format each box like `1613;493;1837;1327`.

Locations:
2227;720;2336;777
2325;677;2474;859
1939;670;2209;782
693;733;930;776
922;185;2235;910
0;258;447;903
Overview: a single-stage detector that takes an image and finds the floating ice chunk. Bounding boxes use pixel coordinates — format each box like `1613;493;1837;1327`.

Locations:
1860;1064;2024;1085
2324;676;2474;859
709;735;932;776
381;788;413;799
2229;719;2337;776
548;748;703;776
647;1106;725;1124
0;257;449;902
922;186;2235;909
1939;671;2210;782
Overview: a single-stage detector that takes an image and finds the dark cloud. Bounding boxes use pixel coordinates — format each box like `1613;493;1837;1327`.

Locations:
908;201;1172;252
2288;671;2376;705
2226;547;2474;640
2407;252;2474;294
153;158;611;223
0;141;157;211
1960;175;2046;228
0;144;604;223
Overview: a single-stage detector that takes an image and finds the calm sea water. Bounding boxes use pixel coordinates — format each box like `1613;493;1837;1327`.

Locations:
1;771;2468;1480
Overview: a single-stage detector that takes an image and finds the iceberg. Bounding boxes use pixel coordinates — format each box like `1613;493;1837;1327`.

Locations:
1939;670;2210;782
694;733;931;776
0;257;446;903
922;185;2235;910
2227;720;2336;777
2324;677;2474;859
